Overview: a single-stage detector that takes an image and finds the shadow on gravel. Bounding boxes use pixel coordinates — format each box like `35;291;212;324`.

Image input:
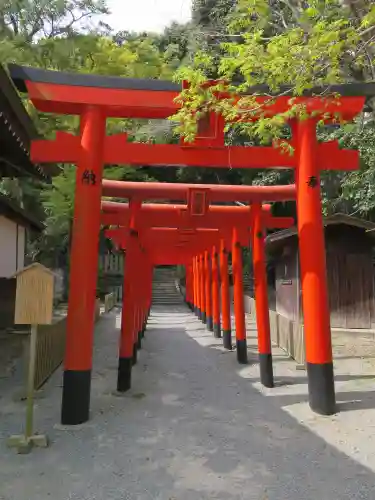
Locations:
1;307;375;500
127;307;375;499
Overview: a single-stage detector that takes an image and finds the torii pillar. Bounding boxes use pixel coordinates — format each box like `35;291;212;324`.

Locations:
232;228;247;364
220;239;232;350
62;108;106;425
196;256;201;319
118;201;142;389
297;119;335;415
142;260;153;335
186;263;194;310
211;246;221;338
199;254;206;323
252;203;274;387
204;250;213;331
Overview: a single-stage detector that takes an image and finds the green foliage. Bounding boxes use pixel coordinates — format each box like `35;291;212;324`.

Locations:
192;1;237;44
170;0;375;218
0;0;194;265
172;0;374;143
0;0;109;42
30;164;130;265
328;121;375;216
176;3;369;118
156;22;192;67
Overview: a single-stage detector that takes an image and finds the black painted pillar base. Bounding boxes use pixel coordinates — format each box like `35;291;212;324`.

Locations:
223;329;232;350
202;312;207;324
196;308;201;319
259;353;274;388
206;316;213;332
213;323;221;339
237;339;248;364
61;370;91;425
307;362;336;415
132;343;138;365
117;357;132;392
137;331;142;350
141;324;146;338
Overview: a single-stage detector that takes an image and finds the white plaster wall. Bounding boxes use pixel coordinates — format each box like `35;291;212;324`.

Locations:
17;224;25;271
0;215;26;277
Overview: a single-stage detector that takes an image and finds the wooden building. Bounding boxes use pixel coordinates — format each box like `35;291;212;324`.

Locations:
0;64;49;181
266;214;375;330
0;65;49;329
0;193;43;276
0;194;43;328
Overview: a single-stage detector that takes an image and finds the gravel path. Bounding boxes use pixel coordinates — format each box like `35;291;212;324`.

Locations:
1;305;375;499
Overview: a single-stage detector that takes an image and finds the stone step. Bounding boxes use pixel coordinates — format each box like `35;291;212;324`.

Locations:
153;288;179;291
153;283;177;286
153;297;183;301
152;301;184;305
153;281;177;285
153;299;181;303
151;268;180;305
153;284;177;287
153;296;181;300
152;295;183;299
153;286;178;290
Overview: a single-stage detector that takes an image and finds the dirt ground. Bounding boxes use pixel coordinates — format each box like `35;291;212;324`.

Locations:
0;306;375;499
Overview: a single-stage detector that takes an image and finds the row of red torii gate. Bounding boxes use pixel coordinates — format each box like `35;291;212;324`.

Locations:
9;63;370;426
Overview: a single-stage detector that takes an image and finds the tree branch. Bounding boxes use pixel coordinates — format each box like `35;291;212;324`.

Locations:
9;14;19;35
48;10;94;38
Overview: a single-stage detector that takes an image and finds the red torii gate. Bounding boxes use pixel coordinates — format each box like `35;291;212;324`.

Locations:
105;226;250;363
101;200;293;228
9;63;365;423
101;183;294;377
101;181;296;202
105;227;224;384
102;198;292;388
102;189;295;397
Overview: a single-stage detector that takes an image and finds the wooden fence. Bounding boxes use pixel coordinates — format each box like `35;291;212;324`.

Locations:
23;298;104;391
245;295;305;365
104;292;116;313
180;283;305;365
33;317;67;389
99;253;124;275
108;285;122;303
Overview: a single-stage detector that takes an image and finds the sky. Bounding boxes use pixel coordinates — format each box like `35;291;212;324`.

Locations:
105;0;192;33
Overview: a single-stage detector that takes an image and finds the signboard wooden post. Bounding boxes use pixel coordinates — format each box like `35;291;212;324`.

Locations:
7;263;54;454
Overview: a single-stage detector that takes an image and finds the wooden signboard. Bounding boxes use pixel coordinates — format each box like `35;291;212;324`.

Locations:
281;280;293;286
13;263;55;325
188;188;209;217
8;263;54;454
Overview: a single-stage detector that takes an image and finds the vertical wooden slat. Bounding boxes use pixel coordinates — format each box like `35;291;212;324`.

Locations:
25;297;103;391
328;251;346;328
269;310;279;346
345;254;371;329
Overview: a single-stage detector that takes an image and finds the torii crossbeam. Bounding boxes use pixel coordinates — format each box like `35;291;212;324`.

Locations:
101;201;293;229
